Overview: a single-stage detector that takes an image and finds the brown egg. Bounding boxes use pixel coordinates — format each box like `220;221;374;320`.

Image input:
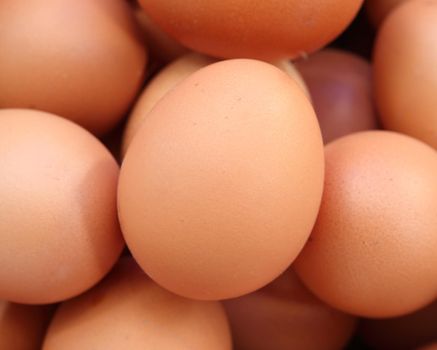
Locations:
118;59;324;300
223;269;356;350
373;0;437;149
122;53;217;157
134;5;188;64
0;0;147;135
359;300;437;350
366;0;407;26
295;49;378;144
138;0;363;60
417;344;437;350
43;258;231;350
294;131;437;318
0;301;55;350
0;109;123;304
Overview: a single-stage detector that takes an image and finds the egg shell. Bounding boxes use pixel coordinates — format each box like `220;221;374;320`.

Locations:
359;300;437;350
296;49;378;144
43;258;231;350
0;109;124;304
294;131;437;318
417;343;437;350
0;301;55;350
373;0;437;149
118;59;324;300
0;0;147;135
138;0;364;60
223;269;356;350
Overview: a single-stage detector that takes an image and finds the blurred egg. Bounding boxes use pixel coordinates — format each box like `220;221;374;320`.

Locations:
223;269;356;350
359;300;437;350
122;53;216;157
294;131;437;318
296;49;378;144
417;344;437;350
138;0;364;59
0;0;147;135
133;4;188;64
366;0;407;26
0;109;124;304
43;258;231;350
118;59;324;300
0;301;55;350
373;0;437;149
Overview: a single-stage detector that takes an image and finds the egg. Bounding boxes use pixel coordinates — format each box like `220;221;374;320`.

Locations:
223;269;356;350
0;0;147;135
133;4;188;64
0;301;55;350
118;59;324;300
366;0;407;26
0;109;123;304
373;0;437;149
359;300;437;350
138;0;364;60
43;258;231;350
122;53;217;157
294;131;437;318
417;344;437;350
296;49;378;144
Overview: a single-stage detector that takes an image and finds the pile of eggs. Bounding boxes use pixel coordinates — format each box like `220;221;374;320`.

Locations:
1;0;437;349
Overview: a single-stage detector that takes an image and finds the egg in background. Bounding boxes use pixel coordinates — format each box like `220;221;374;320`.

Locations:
296;49;378;144
0;0;147;135
223;269;356;350
294;131;437;318
373;0;437;149
0;109;123;304
43;259;231;350
138;0;364;60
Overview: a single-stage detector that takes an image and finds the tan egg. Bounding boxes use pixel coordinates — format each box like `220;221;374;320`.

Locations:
122;53;217;157
374;0;437;149
0;0;147;135
134;5;188;64
294;131;437;318
43;258;231;350
417;343;437;350
359;300;437;350
0;109;124;304
223;269;356;350
295;49;378;144
118;59;324;300
138;0;363;60
0;301;55;350
366;0;407;26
